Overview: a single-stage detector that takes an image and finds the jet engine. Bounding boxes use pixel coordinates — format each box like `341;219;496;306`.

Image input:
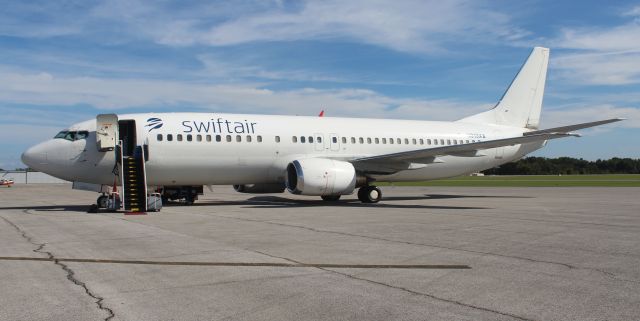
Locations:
233;183;286;194
286;158;357;196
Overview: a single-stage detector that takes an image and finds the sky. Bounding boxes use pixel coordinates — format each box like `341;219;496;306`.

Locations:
1;0;639;169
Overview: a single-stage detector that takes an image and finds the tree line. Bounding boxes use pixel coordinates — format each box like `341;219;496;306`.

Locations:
483;157;640;175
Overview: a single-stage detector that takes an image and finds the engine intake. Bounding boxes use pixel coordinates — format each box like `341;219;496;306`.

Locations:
286;158;356;196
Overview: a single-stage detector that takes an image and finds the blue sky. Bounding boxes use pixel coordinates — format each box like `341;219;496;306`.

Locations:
1;0;639;169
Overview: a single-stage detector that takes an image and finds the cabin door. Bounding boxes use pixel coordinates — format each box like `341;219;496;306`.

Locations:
96;114;118;151
118;120;137;157
314;133;325;152
329;133;340;152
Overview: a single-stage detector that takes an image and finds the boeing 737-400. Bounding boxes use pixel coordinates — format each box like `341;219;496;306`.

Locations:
21;47;623;211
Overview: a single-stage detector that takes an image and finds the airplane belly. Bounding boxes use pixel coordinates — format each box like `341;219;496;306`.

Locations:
145;155;275;185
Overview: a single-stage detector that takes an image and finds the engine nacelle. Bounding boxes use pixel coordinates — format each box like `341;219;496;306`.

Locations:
233;183;286;194
286;158;356;196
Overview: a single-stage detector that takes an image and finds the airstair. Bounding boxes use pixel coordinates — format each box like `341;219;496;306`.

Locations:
117;144;148;213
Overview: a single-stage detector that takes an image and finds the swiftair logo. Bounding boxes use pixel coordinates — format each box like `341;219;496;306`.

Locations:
145;118;163;132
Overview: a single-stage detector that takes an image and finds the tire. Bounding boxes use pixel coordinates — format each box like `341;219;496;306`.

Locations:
97;195;108;208
358;186;382;203
321;195;341;201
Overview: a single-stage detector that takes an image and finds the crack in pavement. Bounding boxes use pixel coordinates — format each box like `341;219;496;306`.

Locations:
210;214;622;281
252;250;534;321
1;214;115;321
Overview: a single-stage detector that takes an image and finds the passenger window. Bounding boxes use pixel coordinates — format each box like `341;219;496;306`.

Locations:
216;135;221;142
447;139;451;145
412;138;417;145
246;135;252;142
275;136;281;143
226;135;232;142
309;136;313;143
453;139;457;144
374;138;379;144
167;134;173;141
186;134;192;142
397;138;401;144
300;136;306;143
197;135;202;142
359;137;364;144
382;138;387;144
405;138;409;144
419;139;424;145
342;137;347;144
177;134;183;141
206;135;212;142
466;140;470;144
389;138;394;144
292;136;297;143
367;138;372;144
333;137;338;144
257;135;262;142
351;137;356;144
157;134;163;141
317;137;322;143
427;139;431;145
236;135;242;142
440;139;445;145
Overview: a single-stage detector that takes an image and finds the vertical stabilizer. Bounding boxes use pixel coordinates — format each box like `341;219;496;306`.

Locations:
459;47;549;129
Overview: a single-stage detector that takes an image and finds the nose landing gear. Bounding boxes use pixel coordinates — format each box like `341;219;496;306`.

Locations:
358;185;382;203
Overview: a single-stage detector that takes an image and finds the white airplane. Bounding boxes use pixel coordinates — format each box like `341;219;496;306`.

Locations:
21;47;622;211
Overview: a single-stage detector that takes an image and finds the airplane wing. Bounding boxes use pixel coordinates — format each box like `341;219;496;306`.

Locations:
350;118;624;174
351;132;575;174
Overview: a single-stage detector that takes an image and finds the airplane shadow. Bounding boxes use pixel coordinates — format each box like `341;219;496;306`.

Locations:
0;205;93;213
418;194;533;200
0;193;526;213
193;195;491;210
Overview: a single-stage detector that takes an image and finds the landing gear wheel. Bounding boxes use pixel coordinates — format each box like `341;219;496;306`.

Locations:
358;186;382;203
96;195;108;208
321;195;341;201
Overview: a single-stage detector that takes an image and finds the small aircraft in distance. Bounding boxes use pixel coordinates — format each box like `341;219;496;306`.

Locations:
1;178;14;187
21;47;623;212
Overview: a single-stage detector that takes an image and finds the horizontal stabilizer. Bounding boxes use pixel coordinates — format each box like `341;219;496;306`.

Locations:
524;118;624;136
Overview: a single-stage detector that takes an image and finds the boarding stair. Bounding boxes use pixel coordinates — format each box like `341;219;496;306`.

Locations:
119;145;147;212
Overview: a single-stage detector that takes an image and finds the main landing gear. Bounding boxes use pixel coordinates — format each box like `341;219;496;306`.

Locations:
357;185;382;203
319;185;382;203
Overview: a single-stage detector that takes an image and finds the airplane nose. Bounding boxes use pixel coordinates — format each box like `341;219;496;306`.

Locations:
21;144;47;170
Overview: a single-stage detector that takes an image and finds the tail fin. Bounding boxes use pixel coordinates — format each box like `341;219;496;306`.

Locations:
459;47;550;129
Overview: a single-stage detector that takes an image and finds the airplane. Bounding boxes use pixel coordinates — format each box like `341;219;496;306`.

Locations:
1;178;15;187
21;47;623;212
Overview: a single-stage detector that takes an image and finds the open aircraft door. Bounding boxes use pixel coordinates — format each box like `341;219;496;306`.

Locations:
96;114;118;151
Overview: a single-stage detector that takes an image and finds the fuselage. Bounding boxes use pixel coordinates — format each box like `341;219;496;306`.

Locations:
22;112;543;187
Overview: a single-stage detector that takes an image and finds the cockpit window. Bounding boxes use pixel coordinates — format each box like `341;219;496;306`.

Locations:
53;130;89;141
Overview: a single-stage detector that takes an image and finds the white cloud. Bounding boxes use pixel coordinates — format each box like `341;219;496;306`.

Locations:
543;104;640;130
549;9;640;85
552;51;640;85
92;0;527;53
622;5;640;18
0;68;487;121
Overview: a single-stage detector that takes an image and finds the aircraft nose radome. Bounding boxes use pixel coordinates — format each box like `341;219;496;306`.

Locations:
21;145;46;170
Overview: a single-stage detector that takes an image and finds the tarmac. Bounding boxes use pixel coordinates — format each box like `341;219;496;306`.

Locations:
0;184;639;321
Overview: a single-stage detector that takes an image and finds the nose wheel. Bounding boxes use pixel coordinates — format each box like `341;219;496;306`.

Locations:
97;195;108;208
358;186;382;203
